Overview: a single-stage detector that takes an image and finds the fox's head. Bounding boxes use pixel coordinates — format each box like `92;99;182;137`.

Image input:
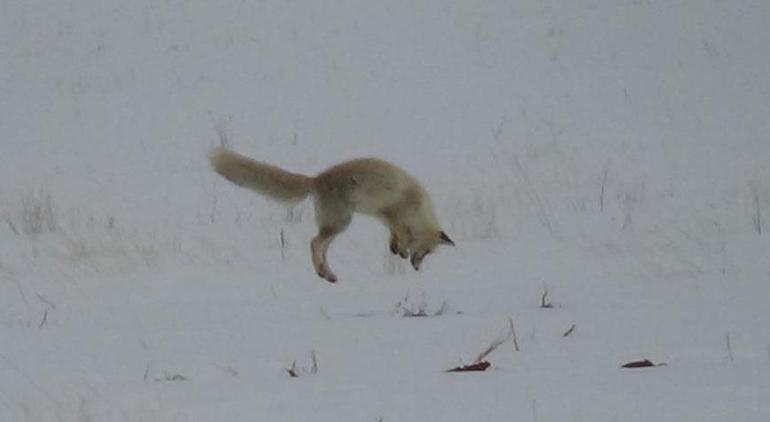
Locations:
410;230;454;271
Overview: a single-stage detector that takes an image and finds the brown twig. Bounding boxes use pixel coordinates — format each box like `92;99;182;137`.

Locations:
286;350;319;378
38;309;49;329
621;359;667;368
475;338;506;364
540;289;553;308
446;361;491;372
562;324;576;337
286;361;299;378
509;318;520;352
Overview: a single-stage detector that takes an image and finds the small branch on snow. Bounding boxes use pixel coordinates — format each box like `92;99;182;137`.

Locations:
562;324;576;337
286;361;298;378
38;309;49;329
447;319;519;373
540;288;554;309
509;318;520;352
599;162;609;212
474;336;507;364
5;217;20;235
286;350;319;378
750;182;762;235
475;319;521;362
621;359;667;368
725;331;734;363
445;361;491;372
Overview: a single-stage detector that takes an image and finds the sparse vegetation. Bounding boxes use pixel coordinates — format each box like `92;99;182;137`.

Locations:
509;318;520;352
393;291;452;318
157;372;189;382
4;189;59;237
447;318;520;373
1;0;769;420
287;350;319;378
621;359;667;368
540;288;554;309
750;182;762;235
210;113;233;148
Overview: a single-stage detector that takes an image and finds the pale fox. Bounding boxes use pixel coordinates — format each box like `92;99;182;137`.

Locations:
208;148;454;282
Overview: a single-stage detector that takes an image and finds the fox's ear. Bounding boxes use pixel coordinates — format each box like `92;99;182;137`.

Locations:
439;231;455;246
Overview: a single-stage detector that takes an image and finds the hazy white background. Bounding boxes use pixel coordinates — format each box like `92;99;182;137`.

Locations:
1;1;769;420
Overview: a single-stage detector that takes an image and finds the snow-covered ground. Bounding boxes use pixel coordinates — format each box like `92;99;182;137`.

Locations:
1;0;769;420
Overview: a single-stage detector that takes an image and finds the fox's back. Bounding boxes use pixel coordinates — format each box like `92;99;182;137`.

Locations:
314;158;425;214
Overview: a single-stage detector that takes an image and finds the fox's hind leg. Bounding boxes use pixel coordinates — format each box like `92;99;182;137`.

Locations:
311;199;352;283
311;229;340;282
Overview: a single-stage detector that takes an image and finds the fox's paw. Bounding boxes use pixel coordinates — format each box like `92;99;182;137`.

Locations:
389;245;409;259
389;242;409;259
316;265;338;283
389;234;410;259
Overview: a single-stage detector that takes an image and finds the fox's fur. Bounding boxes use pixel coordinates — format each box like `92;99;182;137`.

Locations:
208;147;454;282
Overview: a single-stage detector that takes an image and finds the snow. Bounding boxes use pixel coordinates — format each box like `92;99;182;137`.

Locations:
1;0;770;420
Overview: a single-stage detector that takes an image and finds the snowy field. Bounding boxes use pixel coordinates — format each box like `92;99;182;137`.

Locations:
1;0;770;420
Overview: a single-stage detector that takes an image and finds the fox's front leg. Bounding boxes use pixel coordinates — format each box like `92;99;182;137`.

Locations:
388;229;409;259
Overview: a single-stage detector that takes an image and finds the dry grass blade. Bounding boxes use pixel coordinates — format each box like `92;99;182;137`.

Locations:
563;324;576;337
446;361;491;373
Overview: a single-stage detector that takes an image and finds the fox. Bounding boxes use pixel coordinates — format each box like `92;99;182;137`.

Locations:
208;147;454;283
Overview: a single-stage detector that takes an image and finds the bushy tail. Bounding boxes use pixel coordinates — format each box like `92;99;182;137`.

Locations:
208;148;314;203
